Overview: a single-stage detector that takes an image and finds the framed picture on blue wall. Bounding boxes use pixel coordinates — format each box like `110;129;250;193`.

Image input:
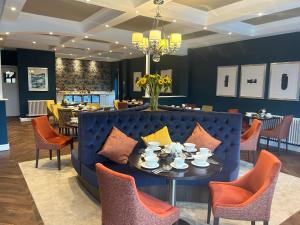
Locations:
28;67;48;92
268;62;300;101
216;66;238;97
133;72;142;92
240;64;266;99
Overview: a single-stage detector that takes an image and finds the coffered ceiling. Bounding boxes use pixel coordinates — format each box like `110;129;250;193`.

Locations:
1;0;300;62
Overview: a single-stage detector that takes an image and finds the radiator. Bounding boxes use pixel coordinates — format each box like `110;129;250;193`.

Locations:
27;100;47;117
260;116;300;145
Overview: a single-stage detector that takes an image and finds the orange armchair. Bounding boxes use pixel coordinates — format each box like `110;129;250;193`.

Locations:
32;116;73;170
207;150;281;225
96;163;180;225
240;119;262;163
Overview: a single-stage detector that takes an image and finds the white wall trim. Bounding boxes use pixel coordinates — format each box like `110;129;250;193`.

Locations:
0;143;10;151
19;117;33;122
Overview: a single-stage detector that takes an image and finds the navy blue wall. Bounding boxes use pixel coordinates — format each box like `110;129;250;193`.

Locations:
17;49;56;117
189;32;300;117
0;101;8;145
1;50;17;66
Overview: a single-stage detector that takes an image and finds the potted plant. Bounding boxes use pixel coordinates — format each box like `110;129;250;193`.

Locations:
136;74;172;111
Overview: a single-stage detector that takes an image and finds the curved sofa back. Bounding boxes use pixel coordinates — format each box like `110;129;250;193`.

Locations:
78;110;242;181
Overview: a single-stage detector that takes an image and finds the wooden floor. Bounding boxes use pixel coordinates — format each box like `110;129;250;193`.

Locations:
0;117;299;224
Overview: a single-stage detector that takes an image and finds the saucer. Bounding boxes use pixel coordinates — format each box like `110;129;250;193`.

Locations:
183;148;197;153
191;161;210;168
146;146;162;152
141;153;157;158
141;162;159;169
170;162;189;170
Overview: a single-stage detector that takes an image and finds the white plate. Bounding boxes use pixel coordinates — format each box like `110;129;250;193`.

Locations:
183;148;197;153
146;146;161;152
170;162;189;170
141;162;159;169
191;161;210;168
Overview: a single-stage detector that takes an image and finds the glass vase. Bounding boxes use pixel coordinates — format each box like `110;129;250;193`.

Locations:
150;94;159;111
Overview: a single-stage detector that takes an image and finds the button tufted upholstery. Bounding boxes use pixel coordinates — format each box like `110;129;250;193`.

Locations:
72;110;242;189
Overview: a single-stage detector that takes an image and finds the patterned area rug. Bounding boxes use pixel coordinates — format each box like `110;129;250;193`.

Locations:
19;156;300;225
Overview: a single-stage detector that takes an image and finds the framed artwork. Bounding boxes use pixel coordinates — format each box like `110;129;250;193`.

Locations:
28;67;48;92
240;64;266;99
216;66;238;97
268;62;300;100
133;72;142;92
161;69;172;93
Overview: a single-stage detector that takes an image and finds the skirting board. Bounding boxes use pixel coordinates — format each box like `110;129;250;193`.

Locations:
20;117;33;122
260;138;300;153
0;143;10;151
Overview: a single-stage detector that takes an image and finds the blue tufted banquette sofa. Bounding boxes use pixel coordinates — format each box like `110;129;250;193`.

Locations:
72;110;242;195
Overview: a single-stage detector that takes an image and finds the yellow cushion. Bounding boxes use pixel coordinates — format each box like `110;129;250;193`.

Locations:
142;126;172;146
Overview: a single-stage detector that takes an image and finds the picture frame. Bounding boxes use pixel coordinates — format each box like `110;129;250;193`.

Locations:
160;69;172;93
216;66;238;97
133;72;142;92
28;67;48;92
240;64;266;99
268;62;300;101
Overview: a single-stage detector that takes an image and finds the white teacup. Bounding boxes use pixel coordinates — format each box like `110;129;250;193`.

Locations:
184;143;196;152
144;156;159;167
194;154;208;165
174;157;185;167
148;141;160;148
199;147;211;155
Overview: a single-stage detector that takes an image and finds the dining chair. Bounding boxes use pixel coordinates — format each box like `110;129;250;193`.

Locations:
58;108;74;135
96;163;180;225
260;115;293;152
202;105;213;112
227;108;239;113
240;119;262;163
207;150;281;225
32;116;73;170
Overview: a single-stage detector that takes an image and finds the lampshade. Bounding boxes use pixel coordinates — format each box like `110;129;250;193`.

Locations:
142;37;149;48
149;29;161;42
170;33;182;45
132;32;143;44
159;38;169;50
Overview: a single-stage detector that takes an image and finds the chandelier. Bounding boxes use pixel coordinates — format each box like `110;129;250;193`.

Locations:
131;0;182;62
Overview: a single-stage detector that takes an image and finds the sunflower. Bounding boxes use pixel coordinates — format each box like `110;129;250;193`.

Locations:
158;79;164;85
140;77;147;85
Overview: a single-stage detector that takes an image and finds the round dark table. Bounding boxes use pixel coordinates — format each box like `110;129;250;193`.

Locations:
128;150;223;225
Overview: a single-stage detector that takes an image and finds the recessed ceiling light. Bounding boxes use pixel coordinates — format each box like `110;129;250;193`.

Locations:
98;53;102;55
87;48;90;51
105;24;109;28
84;35;88;39
11;6;16;11
109;50;112;53
123;46;127;49
129;52;132;55
71;39;75;43
5;32;9;35
228;32;232;35
0;37;3;41
49;32;53;35
172;19;176;23
70;53;73;56
203;26;207;30
62;44;65;47
136;10;139;14
32;41;36;44
89;55;92;58
86;0;90;2
115;41;119;44
54;48;56;51
258;12;263;17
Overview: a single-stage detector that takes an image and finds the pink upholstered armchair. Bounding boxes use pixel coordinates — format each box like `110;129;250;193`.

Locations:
260;115;293;151
240;119;262;163
96;163;179;225
207;150;282;225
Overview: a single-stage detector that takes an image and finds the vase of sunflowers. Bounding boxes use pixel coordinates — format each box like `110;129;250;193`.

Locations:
136;73;172;111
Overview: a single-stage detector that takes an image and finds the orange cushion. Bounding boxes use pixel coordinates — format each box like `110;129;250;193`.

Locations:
210;183;253;207
138;191;174;215
185;123;221;151
99;127;138;164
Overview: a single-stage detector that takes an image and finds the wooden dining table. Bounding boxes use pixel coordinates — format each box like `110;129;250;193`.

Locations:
128;150;223;225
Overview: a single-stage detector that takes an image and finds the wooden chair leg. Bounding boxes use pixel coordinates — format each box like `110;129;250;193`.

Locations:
213;217;219;225
286;138;288;152
263;221;269;225
49;149;52;160
278;139;281;151
57;149;61;170
207;193;212;224
266;138;269;149
251;221;255;225
70;141;74;151
35;147;39;168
